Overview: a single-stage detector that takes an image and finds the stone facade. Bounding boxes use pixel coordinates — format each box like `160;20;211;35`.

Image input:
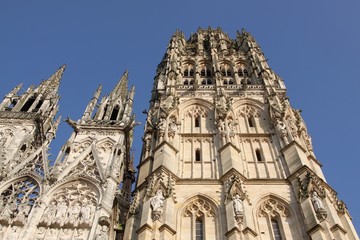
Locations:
0;67;136;239
123;28;359;240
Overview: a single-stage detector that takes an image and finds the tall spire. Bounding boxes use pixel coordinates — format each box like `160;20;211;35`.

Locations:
110;70;128;101
37;64;66;96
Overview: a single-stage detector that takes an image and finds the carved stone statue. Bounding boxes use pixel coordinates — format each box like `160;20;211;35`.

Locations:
68;202;81;223
275;121;289;145
80;204;92;222
311;191;327;220
55;201;68;219
311;191;324;211
95;225;109;240
232;194;244;215
74;228;85;240
150;189;165;220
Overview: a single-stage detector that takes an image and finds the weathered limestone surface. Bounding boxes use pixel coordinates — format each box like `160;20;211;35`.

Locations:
124;28;359;240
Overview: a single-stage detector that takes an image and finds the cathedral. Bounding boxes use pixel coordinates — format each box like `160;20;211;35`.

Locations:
0;28;359;240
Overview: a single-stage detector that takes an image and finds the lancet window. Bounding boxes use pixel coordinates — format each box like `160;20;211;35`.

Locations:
258;198;290;240
20;96;36;112
181;197;217;240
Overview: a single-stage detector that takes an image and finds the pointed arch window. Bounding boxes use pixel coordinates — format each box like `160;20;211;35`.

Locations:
255;149;263;162
194;116;200;127
181;197;216;240
110;105;120;120
195;218;204;240
195;149;201;162
248;116;255;127
20;96;36;112
271;219;283;240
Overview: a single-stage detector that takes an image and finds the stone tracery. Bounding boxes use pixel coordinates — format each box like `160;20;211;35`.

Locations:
183;198;215;218
258;198;289;218
0;178;40;225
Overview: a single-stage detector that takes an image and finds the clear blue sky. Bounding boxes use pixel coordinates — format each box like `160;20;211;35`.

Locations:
1;1;359;233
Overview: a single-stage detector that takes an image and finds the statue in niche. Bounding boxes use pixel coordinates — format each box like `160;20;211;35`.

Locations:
95;225;109;240
55;201;68;219
286;116;298;141
228;119;237;138
80;204;93;223
150;189;165;220
233;194;243;215
73;228;85;240
157;117;166;132
311;191;324;211
68;202;81;223
275;121;289;145
168;116;179;140
311;191;327;220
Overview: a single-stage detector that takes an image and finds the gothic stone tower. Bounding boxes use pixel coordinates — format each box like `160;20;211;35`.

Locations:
124;28;359;240
0;68;136;239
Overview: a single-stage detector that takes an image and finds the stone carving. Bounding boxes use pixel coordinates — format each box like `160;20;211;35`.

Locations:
156;117;166;142
150;189;165;221
73;228;86;240
232;194;244;223
311;191;327;221
297;171;326;201
80;204;93;222
184;198;215;218
0;178;39;224
40;182;97;227
225;174;251;205
168;116;180;140
259;198;289;218
95;225;109;240
129;191;140;215
215;94;232;118
185;105;208;118
160;94;179;113
146;171;175;200
275;121;289;145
